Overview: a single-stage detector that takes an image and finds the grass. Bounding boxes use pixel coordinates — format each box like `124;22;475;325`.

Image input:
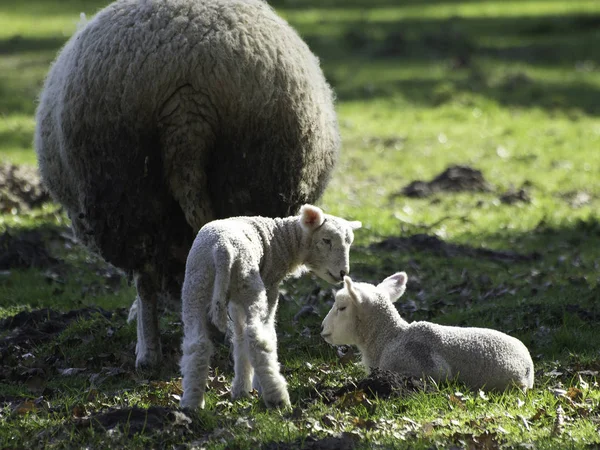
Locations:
2;0;600;448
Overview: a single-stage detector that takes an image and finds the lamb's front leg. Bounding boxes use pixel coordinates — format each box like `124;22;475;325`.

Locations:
244;282;290;408
134;270;161;369
229;302;254;399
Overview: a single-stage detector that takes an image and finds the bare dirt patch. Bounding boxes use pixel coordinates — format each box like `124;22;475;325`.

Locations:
75;406;193;437
310;368;434;406
263;432;359;450
400;165;493;198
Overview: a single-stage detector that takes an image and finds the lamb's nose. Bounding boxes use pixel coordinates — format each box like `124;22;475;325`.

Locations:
320;324;324;332
340;270;346;279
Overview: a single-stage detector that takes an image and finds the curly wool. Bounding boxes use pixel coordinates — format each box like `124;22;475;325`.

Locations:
321;273;534;391
35;0;340;368
180;205;360;409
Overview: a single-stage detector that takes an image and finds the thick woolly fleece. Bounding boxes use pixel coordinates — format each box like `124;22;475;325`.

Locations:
35;0;340;369
180;205;360;409
321;274;534;391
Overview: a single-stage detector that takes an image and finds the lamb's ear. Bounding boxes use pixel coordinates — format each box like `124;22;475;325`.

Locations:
377;272;408;302
299;204;325;231
347;220;362;230
344;275;361;304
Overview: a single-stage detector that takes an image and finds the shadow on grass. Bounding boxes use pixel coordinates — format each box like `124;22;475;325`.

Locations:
334;74;600;115
301;13;600;113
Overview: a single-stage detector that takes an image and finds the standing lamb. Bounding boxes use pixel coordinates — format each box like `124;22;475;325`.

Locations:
321;273;534;391
180;204;361;409
35;0;340;369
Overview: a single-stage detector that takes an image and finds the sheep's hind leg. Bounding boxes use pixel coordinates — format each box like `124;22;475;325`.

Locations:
229;302;254;399
180;313;214;410
245;281;290;408
134;270;161;369
159;84;216;233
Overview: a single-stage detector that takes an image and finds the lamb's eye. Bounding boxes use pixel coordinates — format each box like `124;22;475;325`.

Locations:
338;306;346;312
322;238;332;246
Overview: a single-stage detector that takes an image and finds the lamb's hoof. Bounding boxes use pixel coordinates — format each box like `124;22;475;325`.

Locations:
262;390;291;409
180;395;205;410
231;386;253;400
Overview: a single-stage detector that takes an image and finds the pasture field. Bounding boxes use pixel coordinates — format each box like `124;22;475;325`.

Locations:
1;0;600;448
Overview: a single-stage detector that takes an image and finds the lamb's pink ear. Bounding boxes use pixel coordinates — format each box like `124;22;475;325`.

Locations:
344;275;361;304
299;204;325;231
377;272;407;302
348;220;362;230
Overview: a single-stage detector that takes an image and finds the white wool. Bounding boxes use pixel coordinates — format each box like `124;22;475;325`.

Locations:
321;273;534;391
180;205;361;409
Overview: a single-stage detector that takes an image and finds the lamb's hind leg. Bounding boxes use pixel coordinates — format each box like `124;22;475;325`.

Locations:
244;278;290;408
252;286;280;395
134;270;161;369
180;306;214;410
229;302;254;399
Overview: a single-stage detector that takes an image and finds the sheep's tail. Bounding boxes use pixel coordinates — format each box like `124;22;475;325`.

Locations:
209;246;233;333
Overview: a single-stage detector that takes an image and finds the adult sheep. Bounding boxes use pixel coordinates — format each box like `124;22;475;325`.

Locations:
35;0;340;369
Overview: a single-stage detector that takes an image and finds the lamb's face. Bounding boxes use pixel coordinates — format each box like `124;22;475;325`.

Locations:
321;272;408;345
320;285;361;345
305;217;360;284
299;205;361;284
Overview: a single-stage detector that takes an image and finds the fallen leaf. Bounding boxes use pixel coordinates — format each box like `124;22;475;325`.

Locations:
338;390;372;409
72;404;87;418
13;400;36;415
422;422;436;436
352;417;377;430
449;394;465;409
321;414;338;428
530;408;547;422
567;387;583;402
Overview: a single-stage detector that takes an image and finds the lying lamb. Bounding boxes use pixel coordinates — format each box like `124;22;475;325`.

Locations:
180;205;361;409
321;273;534;391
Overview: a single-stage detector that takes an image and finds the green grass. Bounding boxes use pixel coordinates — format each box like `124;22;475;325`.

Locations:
2;0;600;448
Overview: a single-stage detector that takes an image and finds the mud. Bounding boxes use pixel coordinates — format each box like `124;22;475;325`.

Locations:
337;368;433;400
75;406;192;437
400;165;492;198
312;368;433;405
263;432;358;450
